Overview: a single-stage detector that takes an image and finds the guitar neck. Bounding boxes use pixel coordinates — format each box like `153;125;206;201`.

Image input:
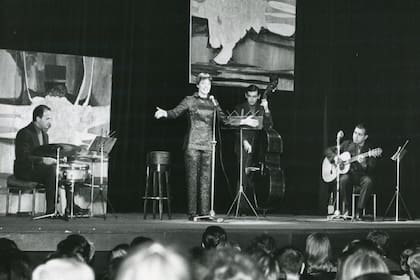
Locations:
345;151;372;164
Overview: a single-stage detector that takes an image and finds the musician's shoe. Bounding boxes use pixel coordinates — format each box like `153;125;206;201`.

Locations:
354;209;369;221
62;210;69;221
51;211;68;221
73;205;89;215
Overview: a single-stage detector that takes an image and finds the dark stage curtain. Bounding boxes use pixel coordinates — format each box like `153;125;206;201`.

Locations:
1;0;420;217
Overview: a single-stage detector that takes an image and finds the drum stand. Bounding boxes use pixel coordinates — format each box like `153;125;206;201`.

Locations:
226;126;259;218
85;140;116;219
33;147;62;220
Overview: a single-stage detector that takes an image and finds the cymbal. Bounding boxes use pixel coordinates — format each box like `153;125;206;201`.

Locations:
74;154;109;162
32;143;81;158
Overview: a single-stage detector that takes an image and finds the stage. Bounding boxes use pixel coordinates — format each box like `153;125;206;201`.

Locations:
1;213;419;253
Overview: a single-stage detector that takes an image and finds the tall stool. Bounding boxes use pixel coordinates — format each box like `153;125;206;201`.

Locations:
143;151;171;220
6;175;46;216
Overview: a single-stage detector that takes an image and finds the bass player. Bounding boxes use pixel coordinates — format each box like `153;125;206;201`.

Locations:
324;123;377;220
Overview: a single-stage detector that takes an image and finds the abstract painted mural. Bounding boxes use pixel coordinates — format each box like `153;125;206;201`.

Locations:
190;0;296;90
0;50;112;174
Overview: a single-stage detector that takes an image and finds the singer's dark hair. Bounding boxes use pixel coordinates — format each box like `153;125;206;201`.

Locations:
356;123;368;135
196;72;212;85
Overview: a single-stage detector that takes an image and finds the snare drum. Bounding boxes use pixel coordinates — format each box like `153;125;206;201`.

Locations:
60;161;89;182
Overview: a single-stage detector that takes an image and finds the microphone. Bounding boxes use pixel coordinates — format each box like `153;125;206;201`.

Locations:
209;95;218;107
337;130;344;139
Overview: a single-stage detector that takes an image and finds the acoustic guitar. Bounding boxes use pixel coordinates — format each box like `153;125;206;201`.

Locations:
322;148;383;182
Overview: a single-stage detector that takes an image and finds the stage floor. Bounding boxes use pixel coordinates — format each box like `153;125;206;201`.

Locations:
1;213;420;252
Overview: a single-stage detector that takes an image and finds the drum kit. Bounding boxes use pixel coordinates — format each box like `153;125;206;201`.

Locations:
32;143;108;220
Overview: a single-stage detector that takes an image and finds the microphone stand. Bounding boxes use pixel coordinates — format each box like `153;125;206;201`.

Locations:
327;134;346;220
194;104;223;222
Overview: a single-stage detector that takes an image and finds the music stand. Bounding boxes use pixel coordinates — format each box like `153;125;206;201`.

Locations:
384;140;412;221
225;115;263;219
86;135;116;219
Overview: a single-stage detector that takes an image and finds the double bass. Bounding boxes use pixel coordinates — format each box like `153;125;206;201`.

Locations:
252;78;286;212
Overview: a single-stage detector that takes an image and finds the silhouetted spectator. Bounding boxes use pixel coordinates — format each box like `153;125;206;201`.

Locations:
204;247;263;280
116;242;190;280
249;249;281;280
339;250;389;280
305;233;336;273
103;257;125;280
32;258;94;280
129;236;153;250
276;246;305;280
407;252;420;280
366;230;400;273
246;233;277;255
400;240;420;274
0;248;32;280
101;243;130;280
110;243;130;260
0;238;18;252
202;226;227;250
48;234;95;263
353;273;392;280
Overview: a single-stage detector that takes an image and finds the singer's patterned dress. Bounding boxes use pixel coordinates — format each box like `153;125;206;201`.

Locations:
167;92;226;216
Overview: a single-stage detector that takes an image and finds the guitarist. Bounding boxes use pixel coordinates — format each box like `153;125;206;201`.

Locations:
325;123;377;220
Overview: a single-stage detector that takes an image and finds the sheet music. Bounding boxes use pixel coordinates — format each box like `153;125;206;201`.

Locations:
88;136;117;154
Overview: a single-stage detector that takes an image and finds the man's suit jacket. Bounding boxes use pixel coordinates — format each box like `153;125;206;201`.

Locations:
14;122;49;179
325;139;377;175
233;102;273;155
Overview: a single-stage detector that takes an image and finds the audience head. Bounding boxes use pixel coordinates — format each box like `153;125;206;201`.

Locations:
0;237;18;252
32;258;94;280
305;232;334;272
104;257;125;280
204;247;263;280
342;239;380;257
130;236;153;249
250;249;281;280
0;248;32;280
202;226;227;250
339;250;389;280
353;273;392;280
276;246;305;277
366;231;390;256
401;240;420;272
246;233;276;255
116;242;191;280
408;252;420;280
110;243;130;261
52;234;94;263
